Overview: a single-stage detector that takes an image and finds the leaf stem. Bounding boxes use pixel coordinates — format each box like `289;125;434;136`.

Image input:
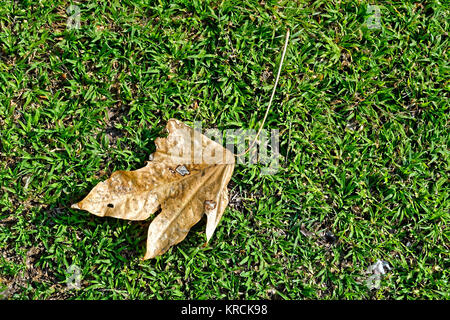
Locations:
235;28;290;158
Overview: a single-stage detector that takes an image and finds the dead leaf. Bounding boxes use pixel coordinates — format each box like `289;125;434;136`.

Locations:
72;119;235;259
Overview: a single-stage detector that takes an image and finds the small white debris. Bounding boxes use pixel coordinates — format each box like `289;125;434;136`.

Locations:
175;165;190;176
367;260;391;275
365;260;391;290
204;200;217;211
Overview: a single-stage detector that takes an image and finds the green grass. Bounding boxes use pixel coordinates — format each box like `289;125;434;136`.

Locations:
0;0;449;299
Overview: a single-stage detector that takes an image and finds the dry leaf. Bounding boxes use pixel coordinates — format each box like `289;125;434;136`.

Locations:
72;119;235;259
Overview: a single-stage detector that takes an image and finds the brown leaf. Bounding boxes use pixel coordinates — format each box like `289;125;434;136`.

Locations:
72;119;235;259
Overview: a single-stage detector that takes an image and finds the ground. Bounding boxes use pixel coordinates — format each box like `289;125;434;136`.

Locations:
0;0;449;299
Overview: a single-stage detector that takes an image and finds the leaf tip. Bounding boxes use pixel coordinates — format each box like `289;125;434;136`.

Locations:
71;203;80;210
143;252;155;260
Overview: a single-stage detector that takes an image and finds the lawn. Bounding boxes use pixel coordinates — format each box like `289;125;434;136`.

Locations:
0;0;448;299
